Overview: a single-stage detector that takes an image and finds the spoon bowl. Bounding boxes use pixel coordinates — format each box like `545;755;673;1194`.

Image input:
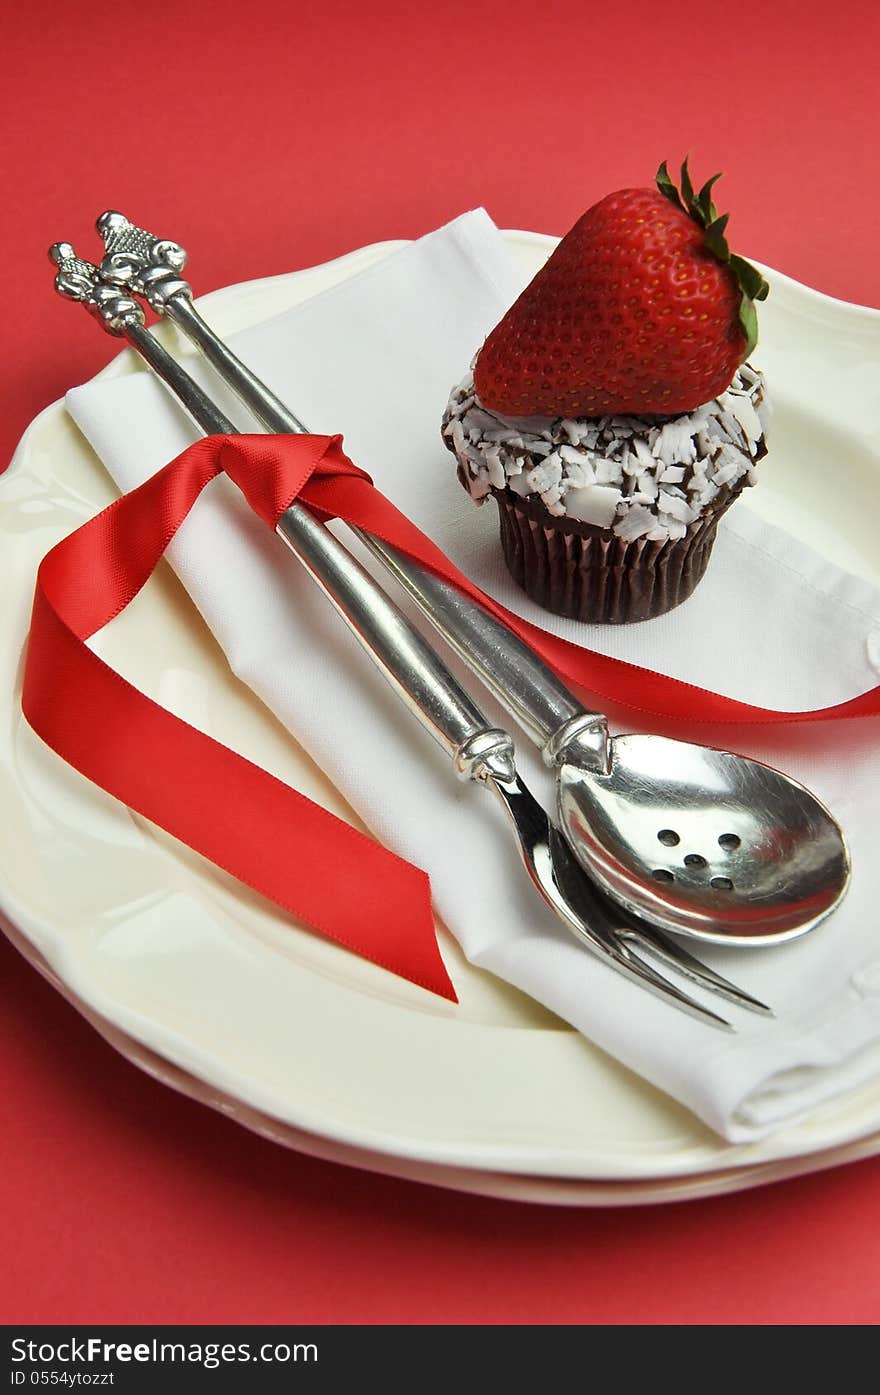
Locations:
558;734;850;945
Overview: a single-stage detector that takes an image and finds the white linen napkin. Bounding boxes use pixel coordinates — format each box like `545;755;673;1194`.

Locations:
66;210;880;1143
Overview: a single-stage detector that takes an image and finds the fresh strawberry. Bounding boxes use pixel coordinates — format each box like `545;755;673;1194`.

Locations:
473;159;769;418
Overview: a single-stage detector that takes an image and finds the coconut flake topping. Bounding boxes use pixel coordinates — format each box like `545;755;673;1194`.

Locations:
442;365;769;540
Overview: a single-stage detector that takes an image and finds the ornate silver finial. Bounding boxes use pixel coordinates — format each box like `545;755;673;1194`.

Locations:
97;210;192;312
49;241;145;335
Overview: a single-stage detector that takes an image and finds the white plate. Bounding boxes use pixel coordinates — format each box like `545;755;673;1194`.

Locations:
2;232;880;1206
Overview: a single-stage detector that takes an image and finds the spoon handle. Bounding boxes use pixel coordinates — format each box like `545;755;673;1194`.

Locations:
354;533;607;766
94;214;610;771
177;291;610;768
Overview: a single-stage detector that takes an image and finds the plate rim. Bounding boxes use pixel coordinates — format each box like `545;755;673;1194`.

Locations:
6;907;880;1207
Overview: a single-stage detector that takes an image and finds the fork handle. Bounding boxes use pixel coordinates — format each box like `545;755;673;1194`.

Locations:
168;295;308;434
163;292;610;769
124;318;515;783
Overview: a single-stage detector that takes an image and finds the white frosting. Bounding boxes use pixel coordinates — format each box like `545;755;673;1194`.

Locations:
443;365;769;541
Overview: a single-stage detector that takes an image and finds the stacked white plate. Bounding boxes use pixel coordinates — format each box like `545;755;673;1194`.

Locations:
3;232;879;1205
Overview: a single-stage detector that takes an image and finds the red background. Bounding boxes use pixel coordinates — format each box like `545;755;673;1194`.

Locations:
3;0;879;1325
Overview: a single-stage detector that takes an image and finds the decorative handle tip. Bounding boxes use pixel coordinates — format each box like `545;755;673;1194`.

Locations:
96;209;191;310
48;239;144;335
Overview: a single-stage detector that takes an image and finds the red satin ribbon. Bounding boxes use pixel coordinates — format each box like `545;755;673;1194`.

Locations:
22;434;880;1001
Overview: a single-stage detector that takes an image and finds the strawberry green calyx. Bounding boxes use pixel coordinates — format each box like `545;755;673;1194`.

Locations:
656;158;769;358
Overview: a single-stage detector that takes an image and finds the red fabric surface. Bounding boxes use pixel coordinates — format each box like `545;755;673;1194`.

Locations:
2;0;880;1327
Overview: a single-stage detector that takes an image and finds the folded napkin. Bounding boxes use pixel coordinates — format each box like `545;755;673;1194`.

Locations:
66;210;880;1142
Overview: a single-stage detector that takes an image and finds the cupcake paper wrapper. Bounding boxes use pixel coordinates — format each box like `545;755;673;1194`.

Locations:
494;485;737;623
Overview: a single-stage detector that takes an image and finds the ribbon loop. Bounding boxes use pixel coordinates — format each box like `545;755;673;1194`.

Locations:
219;432;370;528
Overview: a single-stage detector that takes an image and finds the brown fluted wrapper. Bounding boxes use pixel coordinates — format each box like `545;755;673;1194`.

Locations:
492;486;739;624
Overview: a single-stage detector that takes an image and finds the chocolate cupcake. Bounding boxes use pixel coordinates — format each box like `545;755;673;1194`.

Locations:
442;363;769;623
444;158;770;623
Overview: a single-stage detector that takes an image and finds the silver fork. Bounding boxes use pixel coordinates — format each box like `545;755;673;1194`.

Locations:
49;238;771;1027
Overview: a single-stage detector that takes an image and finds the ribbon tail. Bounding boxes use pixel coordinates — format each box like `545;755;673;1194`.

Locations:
22;436;457;1003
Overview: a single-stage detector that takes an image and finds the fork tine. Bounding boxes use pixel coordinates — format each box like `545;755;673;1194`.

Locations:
603;940;735;1032
544;825;766;1023
619;923;773;1017
544;826;737;1029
